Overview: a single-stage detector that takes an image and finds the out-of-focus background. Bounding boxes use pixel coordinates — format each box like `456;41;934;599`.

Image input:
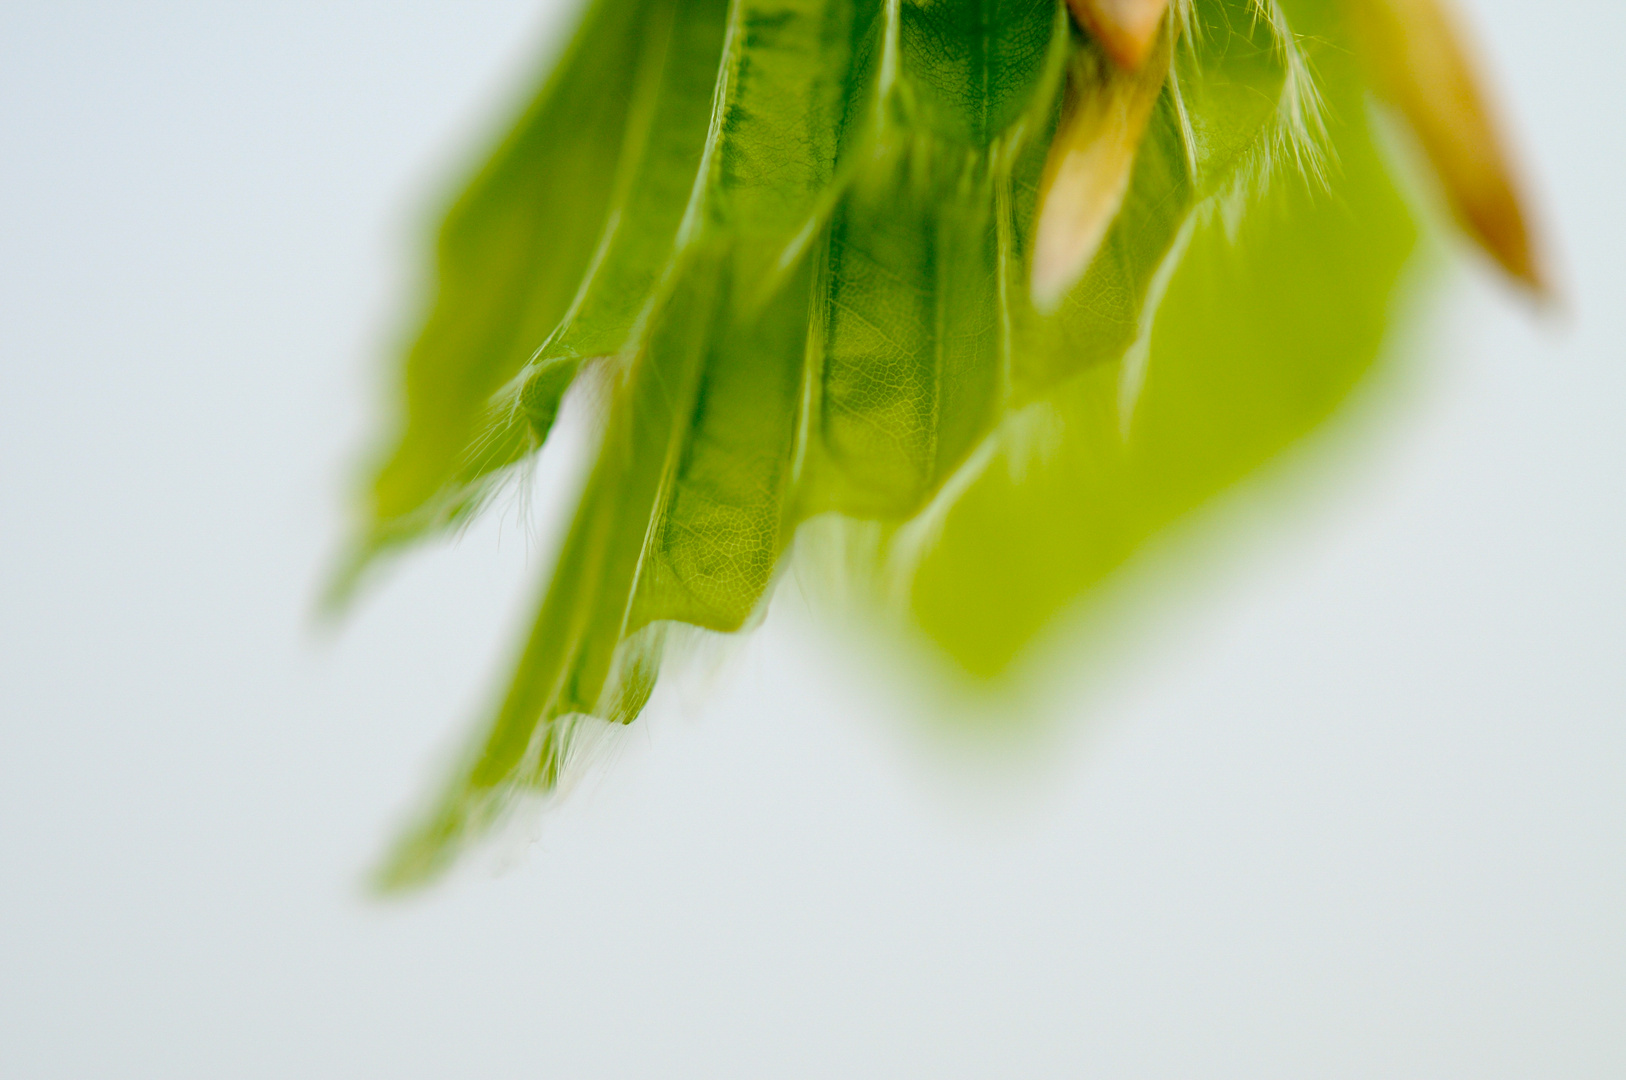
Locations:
2;1;1621;1076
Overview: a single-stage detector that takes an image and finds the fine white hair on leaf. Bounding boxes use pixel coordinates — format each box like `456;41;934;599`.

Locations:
1202;0;1333;239
1119;0;1334;418
1166;60;1199;181
1169;0;1197;46
1253;0;1332;187
1116;211;1198;436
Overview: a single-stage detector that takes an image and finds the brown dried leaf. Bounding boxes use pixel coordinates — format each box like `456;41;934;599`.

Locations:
1066;0;1170;70
1031;30;1172;312
1347;0;1546;293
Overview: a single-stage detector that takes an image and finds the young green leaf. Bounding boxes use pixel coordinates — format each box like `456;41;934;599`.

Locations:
352;0;1541;886
349;0;657;575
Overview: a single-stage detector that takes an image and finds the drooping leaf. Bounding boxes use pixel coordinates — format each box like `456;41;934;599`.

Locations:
377;0;878;883
352;0;1539;886
353;0;658;568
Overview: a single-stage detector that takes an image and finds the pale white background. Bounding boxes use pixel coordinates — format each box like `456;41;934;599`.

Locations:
2;2;1621;1076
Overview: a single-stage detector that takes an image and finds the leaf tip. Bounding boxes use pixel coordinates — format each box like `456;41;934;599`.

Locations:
1030;34;1172;312
1348;0;1555;302
1066;0;1170;71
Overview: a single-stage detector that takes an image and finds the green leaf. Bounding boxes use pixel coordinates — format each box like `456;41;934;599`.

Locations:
360;0;1431;886
376;0;875;885
354;0;658;565
908;23;1417;674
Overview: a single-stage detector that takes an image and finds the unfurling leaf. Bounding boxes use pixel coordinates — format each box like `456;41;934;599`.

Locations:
340;0;1546;886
